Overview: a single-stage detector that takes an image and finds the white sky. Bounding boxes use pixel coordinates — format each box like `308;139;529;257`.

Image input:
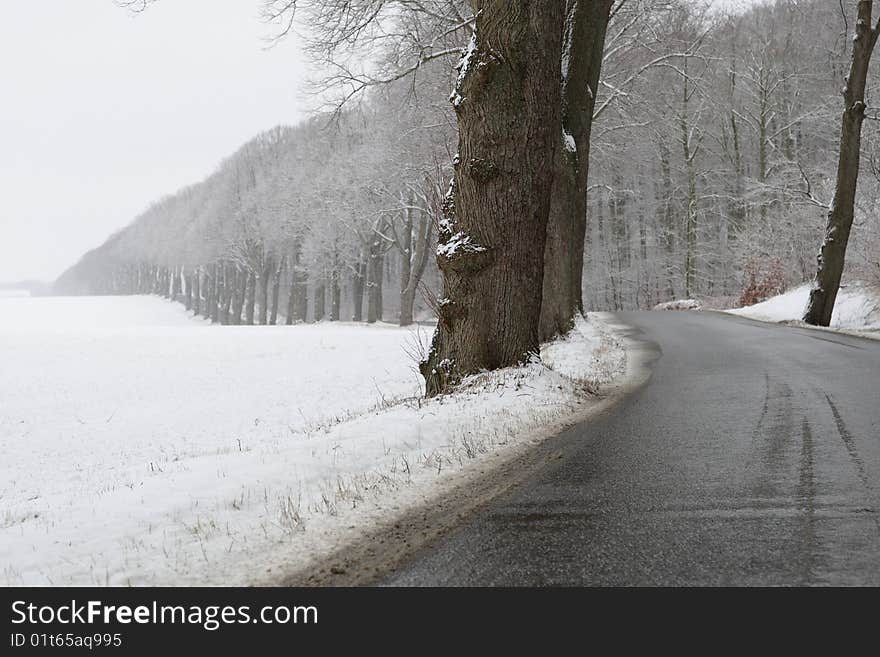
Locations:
0;1;307;282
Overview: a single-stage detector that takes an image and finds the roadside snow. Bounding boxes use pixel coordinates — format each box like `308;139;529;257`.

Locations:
726;282;880;331
654;299;702;311
0;296;625;586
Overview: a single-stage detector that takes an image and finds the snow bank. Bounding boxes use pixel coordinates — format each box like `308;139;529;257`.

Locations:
726;282;880;330
0;296;625;585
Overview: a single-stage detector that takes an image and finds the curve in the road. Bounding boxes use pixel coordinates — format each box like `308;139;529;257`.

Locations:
385;311;880;586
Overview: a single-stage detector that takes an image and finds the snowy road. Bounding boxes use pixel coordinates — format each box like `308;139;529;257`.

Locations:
386;311;880;585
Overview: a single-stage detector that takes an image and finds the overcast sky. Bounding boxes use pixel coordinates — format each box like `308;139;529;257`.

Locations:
1;1;307;283
1;0;762;284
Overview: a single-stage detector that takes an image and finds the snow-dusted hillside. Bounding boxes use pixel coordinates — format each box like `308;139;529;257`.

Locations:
0;295;624;585
727;282;880;331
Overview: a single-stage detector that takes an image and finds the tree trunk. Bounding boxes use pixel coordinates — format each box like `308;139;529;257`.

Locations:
230;266;245;325
270;257;284;326
330;270;341;321
804;1;878;326
681;58;699;299
221;263;234;325
399;207;413;322
245;270;256;325
286;256;297;325
421;1;565;396
257;261;271;325
297;279;309;323
366;244;382;324
400;211;432;326
540;0;613;342
314;279;326;321
352;258;367;322
184;267;193;311
192;268;201;316
292;256;309;323
203;269;213;320
209;263;220;323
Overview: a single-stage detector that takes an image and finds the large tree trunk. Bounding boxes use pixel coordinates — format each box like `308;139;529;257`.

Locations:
540;0;613;342
421;1;565;396
804;1;878;326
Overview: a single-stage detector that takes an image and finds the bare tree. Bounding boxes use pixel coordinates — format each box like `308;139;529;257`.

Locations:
540;0;614;342
804;0;879;326
420;2;566;396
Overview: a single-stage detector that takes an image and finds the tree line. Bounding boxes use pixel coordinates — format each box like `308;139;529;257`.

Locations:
58;0;880;394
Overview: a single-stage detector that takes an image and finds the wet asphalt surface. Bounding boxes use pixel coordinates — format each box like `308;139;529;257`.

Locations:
385;311;880;585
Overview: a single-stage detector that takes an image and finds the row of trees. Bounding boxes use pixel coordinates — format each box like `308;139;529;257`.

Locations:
55;82;452;326
59;0;880;394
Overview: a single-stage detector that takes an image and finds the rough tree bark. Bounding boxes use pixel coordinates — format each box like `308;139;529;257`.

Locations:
421;1;566;396
540;0;613;342
804;0;879;326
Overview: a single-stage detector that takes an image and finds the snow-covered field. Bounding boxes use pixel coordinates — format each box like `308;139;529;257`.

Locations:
0;295;624;585
727;282;880;332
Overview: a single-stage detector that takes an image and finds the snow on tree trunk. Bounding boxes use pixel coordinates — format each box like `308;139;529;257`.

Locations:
421;1;566;396
804;1;879;326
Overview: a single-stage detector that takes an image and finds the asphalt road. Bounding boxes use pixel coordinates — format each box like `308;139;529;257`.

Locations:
386;311;880;585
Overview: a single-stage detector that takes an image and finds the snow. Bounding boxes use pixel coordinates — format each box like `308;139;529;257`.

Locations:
654;299;702;311
0;289;30;298
436;231;486;258
0;295;625;585
726;282;880;330
449;30;477;109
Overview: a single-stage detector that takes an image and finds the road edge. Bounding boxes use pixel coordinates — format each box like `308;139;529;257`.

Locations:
270;313;658;587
